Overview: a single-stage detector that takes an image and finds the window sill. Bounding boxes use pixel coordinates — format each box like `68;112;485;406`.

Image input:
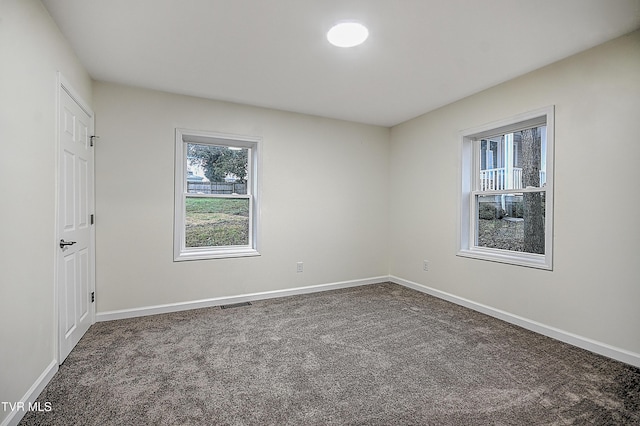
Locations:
174;248;261;262
457;248;551;270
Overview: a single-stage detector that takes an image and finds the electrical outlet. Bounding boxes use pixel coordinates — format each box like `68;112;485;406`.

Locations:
297;262;304;273
423;260;429;271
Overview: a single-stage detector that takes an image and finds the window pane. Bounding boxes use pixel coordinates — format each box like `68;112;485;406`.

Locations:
478;126;546;191
186;144;248;195
185;197;249;247
476;192;545;254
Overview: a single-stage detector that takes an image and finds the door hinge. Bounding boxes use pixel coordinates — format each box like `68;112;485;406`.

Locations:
90;214;94;225
91;292;95;303
90;135;100;147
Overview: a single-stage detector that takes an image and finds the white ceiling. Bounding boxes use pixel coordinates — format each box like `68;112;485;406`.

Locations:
42;0;640;127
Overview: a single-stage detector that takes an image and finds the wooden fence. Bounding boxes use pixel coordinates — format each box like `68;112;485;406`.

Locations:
187;181;247;195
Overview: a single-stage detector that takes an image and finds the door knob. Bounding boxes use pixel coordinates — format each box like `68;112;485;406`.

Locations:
60;239;77;249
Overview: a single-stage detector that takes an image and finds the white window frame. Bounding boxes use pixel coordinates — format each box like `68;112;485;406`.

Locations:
457;106;554;270
174;128;261;261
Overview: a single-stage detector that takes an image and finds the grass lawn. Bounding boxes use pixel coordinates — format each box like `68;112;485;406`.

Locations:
185;197;249;247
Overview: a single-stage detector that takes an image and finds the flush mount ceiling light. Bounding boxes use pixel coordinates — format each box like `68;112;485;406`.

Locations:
327;22;369;47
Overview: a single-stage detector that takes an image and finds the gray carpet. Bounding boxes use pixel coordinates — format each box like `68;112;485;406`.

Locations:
20;282;640;425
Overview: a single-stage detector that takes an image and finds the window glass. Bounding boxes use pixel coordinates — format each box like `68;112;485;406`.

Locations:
186;144;249;195
185;198;249;248
175;130;260;261
458;106;553;269
475;192;545;254
478;126;546;191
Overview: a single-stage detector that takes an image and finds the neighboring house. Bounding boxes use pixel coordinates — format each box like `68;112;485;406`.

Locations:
187;170;206;183
186;159;210;182
479;130;547;192
224;173;238;183
478;130;548;215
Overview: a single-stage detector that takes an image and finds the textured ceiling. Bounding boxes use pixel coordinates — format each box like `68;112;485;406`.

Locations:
42;0;640;127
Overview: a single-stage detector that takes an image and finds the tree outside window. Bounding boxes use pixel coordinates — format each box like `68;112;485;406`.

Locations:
174;129;260;261
459;107;554;269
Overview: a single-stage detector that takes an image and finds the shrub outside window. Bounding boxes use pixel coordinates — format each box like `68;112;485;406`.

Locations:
174;129;260;261
458;106;554;269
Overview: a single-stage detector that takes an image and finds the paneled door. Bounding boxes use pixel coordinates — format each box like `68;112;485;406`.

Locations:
57;82;94;363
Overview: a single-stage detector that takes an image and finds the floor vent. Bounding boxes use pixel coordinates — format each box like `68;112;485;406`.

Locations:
220;302;252;310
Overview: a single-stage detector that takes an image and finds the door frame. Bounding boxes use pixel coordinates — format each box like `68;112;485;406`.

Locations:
54;73;96;363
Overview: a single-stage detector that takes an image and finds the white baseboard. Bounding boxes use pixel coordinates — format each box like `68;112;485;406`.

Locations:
1;359;58;426
6;274;638;426
98;274;640;367
96;276;389;322
96;274;640;368
390;275;640;368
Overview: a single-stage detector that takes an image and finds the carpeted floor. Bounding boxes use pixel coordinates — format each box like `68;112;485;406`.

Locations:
20;282;640;425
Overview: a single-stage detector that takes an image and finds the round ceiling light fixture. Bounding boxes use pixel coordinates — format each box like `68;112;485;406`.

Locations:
327;21;369;48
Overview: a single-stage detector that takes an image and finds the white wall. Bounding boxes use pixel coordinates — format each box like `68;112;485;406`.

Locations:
92;82;390;313
0;0;92;424
389;30;640;355
1;2;637;421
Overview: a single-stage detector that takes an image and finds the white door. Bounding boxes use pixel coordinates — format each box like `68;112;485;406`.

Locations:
57;83;94;363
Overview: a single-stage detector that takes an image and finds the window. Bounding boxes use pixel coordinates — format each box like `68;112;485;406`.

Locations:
174;129;260;261
458;106;554;269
